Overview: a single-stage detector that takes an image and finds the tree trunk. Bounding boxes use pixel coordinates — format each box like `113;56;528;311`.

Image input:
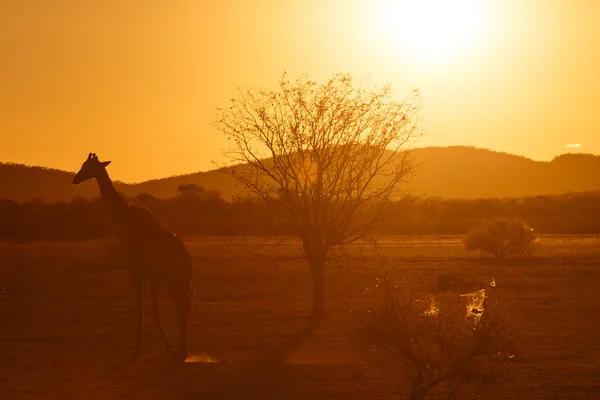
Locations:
303;236;328;322
310;258;326;322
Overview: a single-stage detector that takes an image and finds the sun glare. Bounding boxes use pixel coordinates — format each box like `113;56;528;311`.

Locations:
372;0;488;63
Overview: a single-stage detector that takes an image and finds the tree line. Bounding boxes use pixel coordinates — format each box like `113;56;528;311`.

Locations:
1;183;599;241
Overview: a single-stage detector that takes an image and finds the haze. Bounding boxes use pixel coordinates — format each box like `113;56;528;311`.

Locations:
1;0;599;182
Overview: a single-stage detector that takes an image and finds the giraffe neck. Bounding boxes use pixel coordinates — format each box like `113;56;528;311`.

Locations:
95;168;128;225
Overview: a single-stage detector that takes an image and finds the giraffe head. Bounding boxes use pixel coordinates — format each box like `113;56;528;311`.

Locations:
72;153;112;185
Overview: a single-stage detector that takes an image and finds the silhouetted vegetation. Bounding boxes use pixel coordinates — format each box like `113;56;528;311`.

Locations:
0;197;115;240
215;72;422;320
464;218;537;258
3;190;600;241
359;268;515;399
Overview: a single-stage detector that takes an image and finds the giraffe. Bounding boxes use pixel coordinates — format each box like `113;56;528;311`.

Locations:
72;153;195;362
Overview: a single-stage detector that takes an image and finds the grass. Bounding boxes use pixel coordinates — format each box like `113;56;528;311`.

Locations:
1;235;600;399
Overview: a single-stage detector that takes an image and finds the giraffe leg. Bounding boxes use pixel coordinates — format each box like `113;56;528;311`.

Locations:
176;298;191;363
150;280;174;355
132;273;143;361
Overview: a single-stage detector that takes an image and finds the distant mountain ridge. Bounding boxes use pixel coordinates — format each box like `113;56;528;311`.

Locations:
2;146;600;202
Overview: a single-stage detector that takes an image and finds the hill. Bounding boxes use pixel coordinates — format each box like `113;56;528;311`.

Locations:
2;146;600;202
0;163;129;203
403;147;599;198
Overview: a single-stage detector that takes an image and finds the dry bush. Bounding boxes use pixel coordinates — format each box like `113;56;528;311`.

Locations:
357;268;516;400
464;218;537;258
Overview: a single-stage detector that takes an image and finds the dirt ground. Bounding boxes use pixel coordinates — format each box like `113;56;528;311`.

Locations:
1;235;600;399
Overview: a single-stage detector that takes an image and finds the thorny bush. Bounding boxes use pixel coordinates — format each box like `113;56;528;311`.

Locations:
357;267;517;400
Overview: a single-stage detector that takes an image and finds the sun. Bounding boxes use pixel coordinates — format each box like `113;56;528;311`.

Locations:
372;0;488;63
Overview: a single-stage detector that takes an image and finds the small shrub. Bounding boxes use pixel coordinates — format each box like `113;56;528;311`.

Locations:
464;218;537;258
358;269;516;400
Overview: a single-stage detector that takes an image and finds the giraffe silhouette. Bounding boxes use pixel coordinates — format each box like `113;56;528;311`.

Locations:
73;153;195;362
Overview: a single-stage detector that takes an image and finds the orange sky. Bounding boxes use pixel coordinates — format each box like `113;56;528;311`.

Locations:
1;0;599;183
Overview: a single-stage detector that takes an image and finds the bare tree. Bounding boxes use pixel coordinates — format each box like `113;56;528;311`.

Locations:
215;72;422;321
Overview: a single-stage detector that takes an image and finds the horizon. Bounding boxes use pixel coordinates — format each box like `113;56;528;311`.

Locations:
2;1;600;182
1;144;595;184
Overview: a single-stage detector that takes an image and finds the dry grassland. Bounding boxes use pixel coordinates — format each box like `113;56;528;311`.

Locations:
1;235;600;399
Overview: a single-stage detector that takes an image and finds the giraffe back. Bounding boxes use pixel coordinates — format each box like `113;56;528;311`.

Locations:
120;204;193;280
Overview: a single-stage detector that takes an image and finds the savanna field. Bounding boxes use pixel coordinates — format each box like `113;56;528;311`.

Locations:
1;235;600;399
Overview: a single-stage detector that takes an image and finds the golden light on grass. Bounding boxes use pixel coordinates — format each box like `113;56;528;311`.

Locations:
422;294;439;317
371;0;488;63
460;289;487;323
184;353;219;364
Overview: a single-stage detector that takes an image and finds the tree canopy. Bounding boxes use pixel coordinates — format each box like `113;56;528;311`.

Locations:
216;73;422;246
215;73;422;320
